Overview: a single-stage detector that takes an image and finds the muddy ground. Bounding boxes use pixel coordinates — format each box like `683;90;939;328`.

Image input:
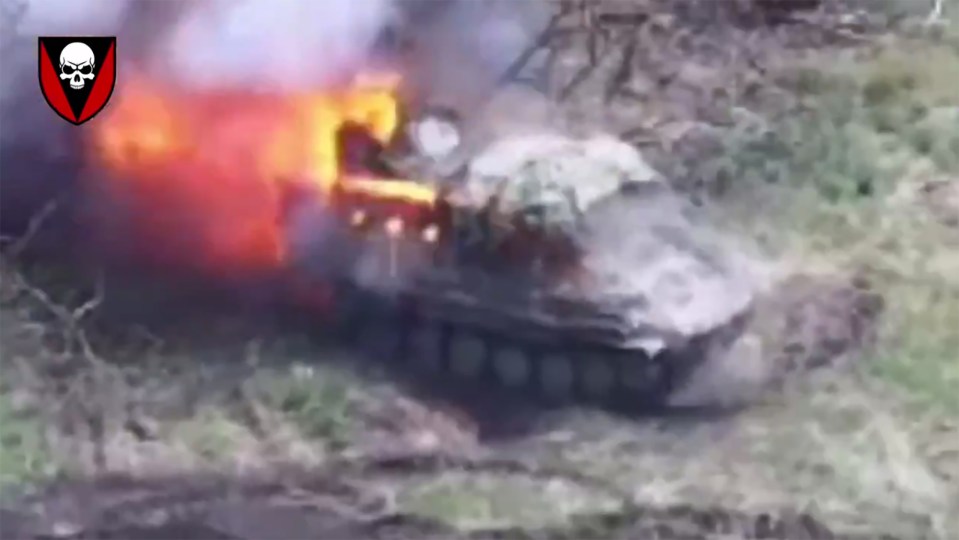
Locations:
0;259;919;540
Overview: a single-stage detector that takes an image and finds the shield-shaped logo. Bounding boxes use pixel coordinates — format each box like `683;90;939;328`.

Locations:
38;36;116;126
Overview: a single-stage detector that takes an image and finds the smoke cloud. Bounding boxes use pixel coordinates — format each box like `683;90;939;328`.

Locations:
397;0;550;112
0;0;551;239
1;0;401;125
2;0;551;128
14;0;128;33
152;0;399;91
4;0;547;96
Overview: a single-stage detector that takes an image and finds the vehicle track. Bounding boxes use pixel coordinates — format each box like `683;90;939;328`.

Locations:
2;453;889;540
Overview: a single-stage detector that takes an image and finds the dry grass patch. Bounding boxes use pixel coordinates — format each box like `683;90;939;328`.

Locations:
397;471;622;531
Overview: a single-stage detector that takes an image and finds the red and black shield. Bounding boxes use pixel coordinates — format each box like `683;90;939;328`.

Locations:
39;36;116;126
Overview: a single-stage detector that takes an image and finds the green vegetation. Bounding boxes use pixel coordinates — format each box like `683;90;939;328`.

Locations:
257;364;356;448
398;473;621;530
169;406;255;464
0;394;55;493
707;35;959;419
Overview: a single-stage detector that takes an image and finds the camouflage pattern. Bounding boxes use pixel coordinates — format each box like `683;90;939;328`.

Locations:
283;127;761;408
454;133;662;236
442;131;757;348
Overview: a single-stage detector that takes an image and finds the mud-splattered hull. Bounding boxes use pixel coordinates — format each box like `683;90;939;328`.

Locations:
319;278;753;412
281;200;753;411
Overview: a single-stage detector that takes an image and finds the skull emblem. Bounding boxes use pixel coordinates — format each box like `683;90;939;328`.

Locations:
59;42;96;90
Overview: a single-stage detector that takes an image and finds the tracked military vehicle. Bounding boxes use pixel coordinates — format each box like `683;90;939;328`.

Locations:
281;112;757;408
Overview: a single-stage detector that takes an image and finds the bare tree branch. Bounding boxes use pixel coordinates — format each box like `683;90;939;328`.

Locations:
497;1;574;86
72;272;105;322
1;198;61;258
2;202;119;473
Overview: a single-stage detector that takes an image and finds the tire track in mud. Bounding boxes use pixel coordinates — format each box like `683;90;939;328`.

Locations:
3;453;892;540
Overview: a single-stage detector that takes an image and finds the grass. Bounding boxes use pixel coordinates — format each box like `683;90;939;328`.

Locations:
397;472;621;530
0;394;54;494
655;22;959;537
872;281;959;416
168;406;256;465
705;32;959;417
0;256;359;477
255;363;356;448
0;270;61;494
0;3;958;537
548;378;955;538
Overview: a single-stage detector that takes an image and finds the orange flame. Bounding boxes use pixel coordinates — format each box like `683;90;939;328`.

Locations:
91;72;434;276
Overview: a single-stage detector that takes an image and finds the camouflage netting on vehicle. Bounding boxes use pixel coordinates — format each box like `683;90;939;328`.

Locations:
448;131;760;343
455;133;663;233
574;187;759;342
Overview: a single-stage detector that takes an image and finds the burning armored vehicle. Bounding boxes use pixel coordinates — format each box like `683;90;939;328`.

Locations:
91;74;757;408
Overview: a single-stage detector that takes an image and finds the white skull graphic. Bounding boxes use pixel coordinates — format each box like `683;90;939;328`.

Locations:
59;42;96;90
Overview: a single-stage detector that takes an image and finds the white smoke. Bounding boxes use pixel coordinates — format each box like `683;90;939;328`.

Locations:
454;0;549;75
0;0;552;228
153;0;398;91
13;0;129;34
2;0;400;103
2;0;549;112
0;0;403;158
2;0;131;96
394;0;551;125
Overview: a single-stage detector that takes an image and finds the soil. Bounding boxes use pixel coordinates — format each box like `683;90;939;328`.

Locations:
0;266;889;539
0;462;859;540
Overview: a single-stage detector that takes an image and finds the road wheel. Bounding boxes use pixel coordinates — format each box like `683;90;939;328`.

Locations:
410;321;445;373
540;354;575;401
581;355;616;401
448;331;487;379
492;346;532;388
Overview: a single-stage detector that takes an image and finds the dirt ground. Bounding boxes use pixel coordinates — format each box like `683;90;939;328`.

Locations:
2;0;958;539
0;255;938;539
0;271;950;538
